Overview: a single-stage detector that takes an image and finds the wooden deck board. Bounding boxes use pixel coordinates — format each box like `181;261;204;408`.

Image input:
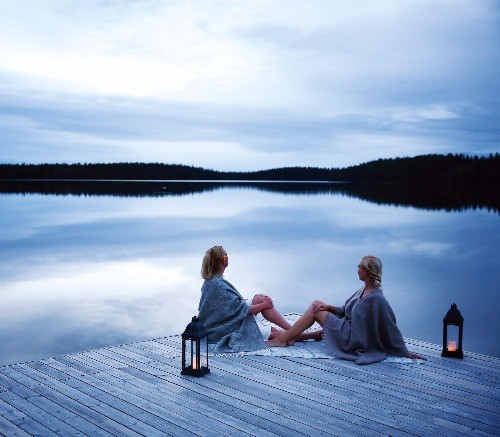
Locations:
240;355;493;435
99;349;326;437
57;354;272;436
1;321;499;436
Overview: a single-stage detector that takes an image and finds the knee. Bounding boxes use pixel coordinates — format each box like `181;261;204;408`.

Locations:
305;303;322;320
305;304;316;316
251;294;266;304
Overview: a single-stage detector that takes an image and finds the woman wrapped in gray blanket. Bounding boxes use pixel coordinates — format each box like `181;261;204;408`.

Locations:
267;255;426;364
198;245;322;353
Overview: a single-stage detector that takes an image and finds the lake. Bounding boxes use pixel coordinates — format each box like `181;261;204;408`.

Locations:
0;180;499;366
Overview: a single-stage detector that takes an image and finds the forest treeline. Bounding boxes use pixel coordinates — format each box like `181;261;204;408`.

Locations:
0;153;498;184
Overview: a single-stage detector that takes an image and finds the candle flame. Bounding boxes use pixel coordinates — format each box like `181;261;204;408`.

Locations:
447;340;457;352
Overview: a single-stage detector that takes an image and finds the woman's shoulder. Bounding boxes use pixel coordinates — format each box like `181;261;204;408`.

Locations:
359;288;386;304
367;288;384;298
203;275;236;291
364;289;394;310
202;275;222;289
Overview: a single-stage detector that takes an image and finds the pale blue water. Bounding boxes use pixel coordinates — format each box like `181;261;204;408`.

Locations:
0;183;498;366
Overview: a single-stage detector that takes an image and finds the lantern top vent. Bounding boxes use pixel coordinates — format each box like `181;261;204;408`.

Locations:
182;316;208;338
443;303;464;324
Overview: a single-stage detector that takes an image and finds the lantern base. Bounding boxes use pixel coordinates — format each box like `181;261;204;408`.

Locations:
441;349;463;359
181;367;210;377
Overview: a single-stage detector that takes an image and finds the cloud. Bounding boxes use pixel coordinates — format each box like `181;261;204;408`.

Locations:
388;239;454;257
0;0;498;169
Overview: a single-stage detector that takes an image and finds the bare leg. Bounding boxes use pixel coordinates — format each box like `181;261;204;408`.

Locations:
251;295;292;330
261;307;292;330
269;327;323;342
267;306;329;347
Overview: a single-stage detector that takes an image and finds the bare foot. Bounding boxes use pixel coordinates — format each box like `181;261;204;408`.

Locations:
267;338;288;348
407;352;426;360
313;330;323;341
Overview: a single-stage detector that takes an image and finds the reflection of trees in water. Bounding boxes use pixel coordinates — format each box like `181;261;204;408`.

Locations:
0;180;498;213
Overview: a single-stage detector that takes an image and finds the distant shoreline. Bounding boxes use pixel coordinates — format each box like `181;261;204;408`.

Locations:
1;176;498;213
0;178;345;183
1;153;498;185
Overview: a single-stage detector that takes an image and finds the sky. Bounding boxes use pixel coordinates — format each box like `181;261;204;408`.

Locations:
0;0;499;171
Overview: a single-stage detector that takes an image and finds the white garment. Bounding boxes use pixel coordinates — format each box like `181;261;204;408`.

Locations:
253;313;272;340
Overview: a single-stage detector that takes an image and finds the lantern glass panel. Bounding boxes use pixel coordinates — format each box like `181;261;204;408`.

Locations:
446;325;459;351
193;339;200;370
200;336;208;369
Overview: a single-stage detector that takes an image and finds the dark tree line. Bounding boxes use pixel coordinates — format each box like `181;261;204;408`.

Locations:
0;153;498;184
0;179;497;213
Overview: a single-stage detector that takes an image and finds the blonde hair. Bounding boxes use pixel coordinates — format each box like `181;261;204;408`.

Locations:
201;245;226;279
361;255;382;287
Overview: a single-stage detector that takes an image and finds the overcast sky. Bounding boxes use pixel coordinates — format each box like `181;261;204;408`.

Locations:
0;0;498;171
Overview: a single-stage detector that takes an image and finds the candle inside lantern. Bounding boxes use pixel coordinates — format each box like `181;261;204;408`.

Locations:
447;340;457;352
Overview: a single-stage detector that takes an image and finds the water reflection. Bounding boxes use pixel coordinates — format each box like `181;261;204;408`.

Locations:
0;183;498;366
1;179;498;213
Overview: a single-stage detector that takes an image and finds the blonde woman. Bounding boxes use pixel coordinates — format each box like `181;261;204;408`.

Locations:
198;245;322;353
267;255;425;364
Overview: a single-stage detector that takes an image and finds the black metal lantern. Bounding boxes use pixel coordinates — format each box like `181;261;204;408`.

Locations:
181;316;210;376
441;303;464;359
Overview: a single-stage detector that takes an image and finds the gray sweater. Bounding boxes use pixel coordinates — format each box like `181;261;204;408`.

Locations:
198;275;267;353
324;287;409;364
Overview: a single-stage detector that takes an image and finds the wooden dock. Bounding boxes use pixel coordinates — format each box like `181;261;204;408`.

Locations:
0;325;499;436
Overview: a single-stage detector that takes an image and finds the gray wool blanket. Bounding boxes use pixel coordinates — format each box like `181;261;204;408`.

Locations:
324;287;410;364
198;275;267;353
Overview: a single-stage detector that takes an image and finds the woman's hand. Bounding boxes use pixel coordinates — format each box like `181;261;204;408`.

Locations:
250;294;274;315
260;296;274;310
252;294;274;308
310;300;330;312
263;295;274;307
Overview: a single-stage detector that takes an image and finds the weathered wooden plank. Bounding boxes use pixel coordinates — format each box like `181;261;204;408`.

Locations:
232;355;474;434
45;356;250;437
159;333;498;375
159;339;496;426
114;343;426;436
211;355;472;436
150;336;500;434
0;389;87;436
368;359;500;405
0;411;32;437
99;344;366;433
279;356;500;434
0;371;110;436
132;340;180;358
137;337;496;426
0;397;55;436
96;349;336;435
63;352;279;437
307;356;500;417
1;328;499;437
82;349;298;437
404;341;500;376
378;360;500;398
406;338;500;364
0;365;152;436
22;360;198;436
252;355;499;435
405;355;500;386
146;355;373;436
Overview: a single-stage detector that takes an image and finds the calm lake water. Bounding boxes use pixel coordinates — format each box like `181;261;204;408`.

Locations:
1;181;499;366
